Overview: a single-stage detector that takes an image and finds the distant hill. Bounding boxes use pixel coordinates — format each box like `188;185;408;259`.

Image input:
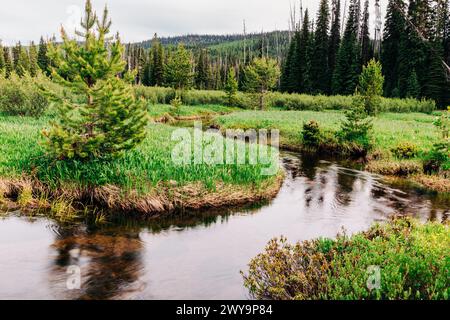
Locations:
135;31;291;61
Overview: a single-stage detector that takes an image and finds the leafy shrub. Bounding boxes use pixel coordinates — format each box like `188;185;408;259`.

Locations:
0;73;49;117
391;142;419;159
302;120;323;149
243;218;450;300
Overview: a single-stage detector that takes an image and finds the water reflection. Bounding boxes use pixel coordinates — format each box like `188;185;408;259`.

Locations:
0;152;448;299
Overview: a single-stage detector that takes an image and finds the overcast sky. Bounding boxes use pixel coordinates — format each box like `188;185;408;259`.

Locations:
0;0;388;45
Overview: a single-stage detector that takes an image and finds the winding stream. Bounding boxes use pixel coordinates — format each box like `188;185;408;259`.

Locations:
0;152;448;300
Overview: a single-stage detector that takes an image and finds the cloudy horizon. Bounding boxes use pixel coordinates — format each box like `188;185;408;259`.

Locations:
0;0;388;45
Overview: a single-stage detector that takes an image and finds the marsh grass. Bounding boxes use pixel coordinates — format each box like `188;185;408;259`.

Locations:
0;114;277;195
215;111;440;157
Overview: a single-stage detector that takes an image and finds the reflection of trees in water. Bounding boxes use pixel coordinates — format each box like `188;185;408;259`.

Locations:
50;225;144;300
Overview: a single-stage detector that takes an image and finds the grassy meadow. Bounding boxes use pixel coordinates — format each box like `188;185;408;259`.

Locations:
214;110;439;154
0;113;277;194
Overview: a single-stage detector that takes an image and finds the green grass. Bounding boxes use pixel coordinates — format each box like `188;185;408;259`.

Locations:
147;103;236;119
0;114;276;193
215;110;440;156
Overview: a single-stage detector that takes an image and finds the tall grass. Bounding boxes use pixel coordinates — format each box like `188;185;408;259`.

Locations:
215;110;440;155
0;115;276;193
134;86;437;114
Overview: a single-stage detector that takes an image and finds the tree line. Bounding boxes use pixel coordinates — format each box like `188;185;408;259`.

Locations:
280;0;450;107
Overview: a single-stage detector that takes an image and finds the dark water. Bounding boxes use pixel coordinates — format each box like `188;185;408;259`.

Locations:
0;153;448;300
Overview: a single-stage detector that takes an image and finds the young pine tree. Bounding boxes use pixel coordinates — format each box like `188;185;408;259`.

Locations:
357;59;384;115
224;67;239;106
43;0;147;160
244;57;280;110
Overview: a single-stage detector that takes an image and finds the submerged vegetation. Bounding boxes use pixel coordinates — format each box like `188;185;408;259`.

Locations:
242;218;450;300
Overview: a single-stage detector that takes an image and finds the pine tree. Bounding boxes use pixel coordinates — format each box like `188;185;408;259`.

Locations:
329;0;342;84
43;0;147;160
406;69;420;98
244;57;280;110
360;0;372;66
150;34;164;86
310;0;331;94
0;44;4;72
382;0;407;97
3;47;12;78
37;37;50;76
332;0;362;95
137;46;146;85
29;41;39;77
164;43;193;90
224;67;239;106
358;59;384;115
195;49;211;89
13;42;29;76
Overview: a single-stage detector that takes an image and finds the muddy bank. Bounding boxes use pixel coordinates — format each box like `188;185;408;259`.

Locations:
0;174;284;218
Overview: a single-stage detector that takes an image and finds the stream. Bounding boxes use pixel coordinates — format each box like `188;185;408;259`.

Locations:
0;152;448;300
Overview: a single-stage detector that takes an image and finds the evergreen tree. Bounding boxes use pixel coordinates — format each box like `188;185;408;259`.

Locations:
332;0;362;95
44;0;147;160
382;0;407;97
329;0;342;83
244;57;280;110
0;44;4;72
13;42;29;76
195;49;211;89
137;46;146;85
29;41;39;77
358;59;384;115
360;0;372;66
37;37;50;76
3;47;12;78
150;34;164;86
310;0;331;94
398;0;433;98
164;43;193;90
224;67;239;106
281;31;301;93
406;68;421;98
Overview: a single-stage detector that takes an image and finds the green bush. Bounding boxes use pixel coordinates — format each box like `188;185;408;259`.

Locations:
0;73;49;117
337;95;373;154
391;142;419;159
242;218;450;300
302;120;323;149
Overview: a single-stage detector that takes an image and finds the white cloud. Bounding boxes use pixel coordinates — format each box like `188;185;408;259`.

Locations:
0;0;388;45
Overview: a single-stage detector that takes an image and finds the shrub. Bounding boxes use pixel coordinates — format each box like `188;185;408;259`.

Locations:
243;218;450;300
337;95;373;153
0;73;49;117
391;142;419;159
302;120;323;149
